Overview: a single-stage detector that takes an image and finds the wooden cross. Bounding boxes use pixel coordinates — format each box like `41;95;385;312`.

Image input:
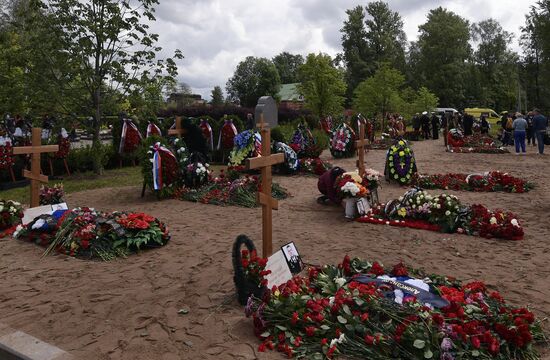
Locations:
355;120;369;177
13;128;59;207
168;116;187;137
245;114;285;257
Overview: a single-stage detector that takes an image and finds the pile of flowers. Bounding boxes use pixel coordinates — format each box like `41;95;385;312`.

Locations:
367;136;394;150
0;137;14;170
229;130;262;166
14;207;170;261
298;158;332;176
0;200;23;230
414;171;534;193
182;161;210;188
358;188;524;240
335;170;380;201
447;130;508;154
175;171;289;208
330;123;355;158
385;140;417;185
244;256;544;359
39;184;65;205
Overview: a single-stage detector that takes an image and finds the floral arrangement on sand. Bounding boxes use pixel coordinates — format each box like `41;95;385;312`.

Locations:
358;188;524;240
244;255;544;359
0;200;23;230
14;207;170;260
414;171;534;193
447;130;508;154
39;184;65;205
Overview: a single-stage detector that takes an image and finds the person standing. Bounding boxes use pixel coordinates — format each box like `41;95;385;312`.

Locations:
421;112;430;139
245;113;255;130
532;109;548;154
431;113;439;139
463;113;474;136
480;115;489;134
512;112;527;155
526;111;536;146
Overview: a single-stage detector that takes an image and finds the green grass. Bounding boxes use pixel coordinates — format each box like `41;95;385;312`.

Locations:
0;167;143;204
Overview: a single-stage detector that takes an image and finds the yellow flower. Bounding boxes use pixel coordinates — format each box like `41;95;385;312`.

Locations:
399;151;405;157
397;208;407;217
398;140;405;146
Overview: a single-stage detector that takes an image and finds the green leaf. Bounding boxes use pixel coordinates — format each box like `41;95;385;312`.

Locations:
424;349;433;359
275;325;287;331
260;331;270;338
337;315;347;324
413;339;426;349
320;325;330;330
342;304;352;316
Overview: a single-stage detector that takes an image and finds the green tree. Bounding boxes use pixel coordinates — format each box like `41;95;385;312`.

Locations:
226;56;281;107
416;7;471;108
413;87;439;113
353;63;404;128
210;85;224;106
471;19;518;111
365;1;407;71
30;0;182;173
339;6;370;101
297;53;346;118
272;52;304;83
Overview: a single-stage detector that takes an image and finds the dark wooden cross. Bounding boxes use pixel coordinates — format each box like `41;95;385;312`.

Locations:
355;120;369;177
13;128;59;207
245;115;285;257
168;116;187;137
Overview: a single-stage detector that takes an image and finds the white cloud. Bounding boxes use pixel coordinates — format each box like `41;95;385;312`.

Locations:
148;0;537;100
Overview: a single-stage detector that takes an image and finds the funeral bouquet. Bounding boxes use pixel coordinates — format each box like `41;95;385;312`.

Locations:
39;184;65;205
363;168;381;191
358;188;524;240
182;161;210;188
219;118;238;150
414;171;534;193
273;141;299;174
336;173;369;199
142;139;181;197
15;207;170;261
290;124;322;158
0;138;14;169
447;131;508;154
229;130;262;166
0;200;23;230
53;129;70;158
330;124;355;158
298;158;332;176
245;256;544;359
119;119;143;154
384;140;417;185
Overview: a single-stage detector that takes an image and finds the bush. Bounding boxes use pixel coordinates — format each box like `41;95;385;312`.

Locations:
312;129;329;150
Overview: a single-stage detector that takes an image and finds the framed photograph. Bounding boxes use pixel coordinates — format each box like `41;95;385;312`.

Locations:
281;242;303;275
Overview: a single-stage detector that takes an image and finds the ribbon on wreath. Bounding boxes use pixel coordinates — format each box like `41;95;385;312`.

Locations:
119;119;143;154
147;122;162;138
151;143;177;190
199;119;214;151
217;119;238;150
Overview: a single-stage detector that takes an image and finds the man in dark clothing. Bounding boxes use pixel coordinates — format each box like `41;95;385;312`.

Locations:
421;112;430;139
317;167;346;205
180;117;209;158
412;114;421;134
245;113;255;130
526;111;536;146
532;109;548;154
463;114;474;136
480;116;489;134
431;113;439;139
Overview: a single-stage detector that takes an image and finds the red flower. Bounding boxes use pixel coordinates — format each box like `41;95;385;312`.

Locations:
305;326;316;337
369;262;385;276
364;334;375;345
291;312;299;325
391;262;408;277
471;336;481;349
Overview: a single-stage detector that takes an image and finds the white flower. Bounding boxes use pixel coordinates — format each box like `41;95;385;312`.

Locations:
341;182;360;196
329;296;335;306
490;217;497;225
436;204;441;209
0;206;3;212
445;210;451;216
511;219;519;227
334;277;346;288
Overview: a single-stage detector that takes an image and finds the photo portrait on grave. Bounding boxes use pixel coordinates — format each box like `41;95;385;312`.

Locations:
281;242;302;274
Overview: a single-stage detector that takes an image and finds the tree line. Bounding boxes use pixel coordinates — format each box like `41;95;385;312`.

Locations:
225;1;550;119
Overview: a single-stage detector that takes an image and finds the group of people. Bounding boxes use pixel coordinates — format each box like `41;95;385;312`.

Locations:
503;109;548;155
411;112;440;140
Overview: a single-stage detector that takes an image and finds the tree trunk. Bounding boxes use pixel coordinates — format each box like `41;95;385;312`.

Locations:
92;87;103;175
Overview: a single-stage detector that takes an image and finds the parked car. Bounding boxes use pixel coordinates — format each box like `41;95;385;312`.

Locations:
464;108;500;124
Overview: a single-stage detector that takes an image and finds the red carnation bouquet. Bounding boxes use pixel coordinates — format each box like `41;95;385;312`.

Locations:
0;140;14;170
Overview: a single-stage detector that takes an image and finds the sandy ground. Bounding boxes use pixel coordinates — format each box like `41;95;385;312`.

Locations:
0;139;549;360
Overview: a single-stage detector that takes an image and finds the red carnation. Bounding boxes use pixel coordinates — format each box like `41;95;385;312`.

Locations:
391;262;408;277
369;262;385;276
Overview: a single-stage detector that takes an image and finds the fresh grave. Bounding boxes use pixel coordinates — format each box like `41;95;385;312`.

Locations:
334;169;382;218
141;136;289;207
413;171;534;193
357;188;524;240
446;130;508;154
13;207;170;261
384;140;417;186
243;255;544;359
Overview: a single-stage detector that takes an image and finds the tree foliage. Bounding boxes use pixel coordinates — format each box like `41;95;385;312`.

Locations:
298;53;346;118
226;56;281;107
210;85;224;107
272;52;304;84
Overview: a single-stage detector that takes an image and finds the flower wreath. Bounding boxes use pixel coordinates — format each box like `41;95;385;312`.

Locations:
273;142;298;174
0;137;14;170
330;123;356;158
229;130;261;166
119;119;143;154
54;129;71;159
199;118;214;151
290;123;315;158
385;140;417;185
218;119;238;150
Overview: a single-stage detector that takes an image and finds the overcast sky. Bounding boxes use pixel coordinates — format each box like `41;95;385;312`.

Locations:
149;0;537;100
